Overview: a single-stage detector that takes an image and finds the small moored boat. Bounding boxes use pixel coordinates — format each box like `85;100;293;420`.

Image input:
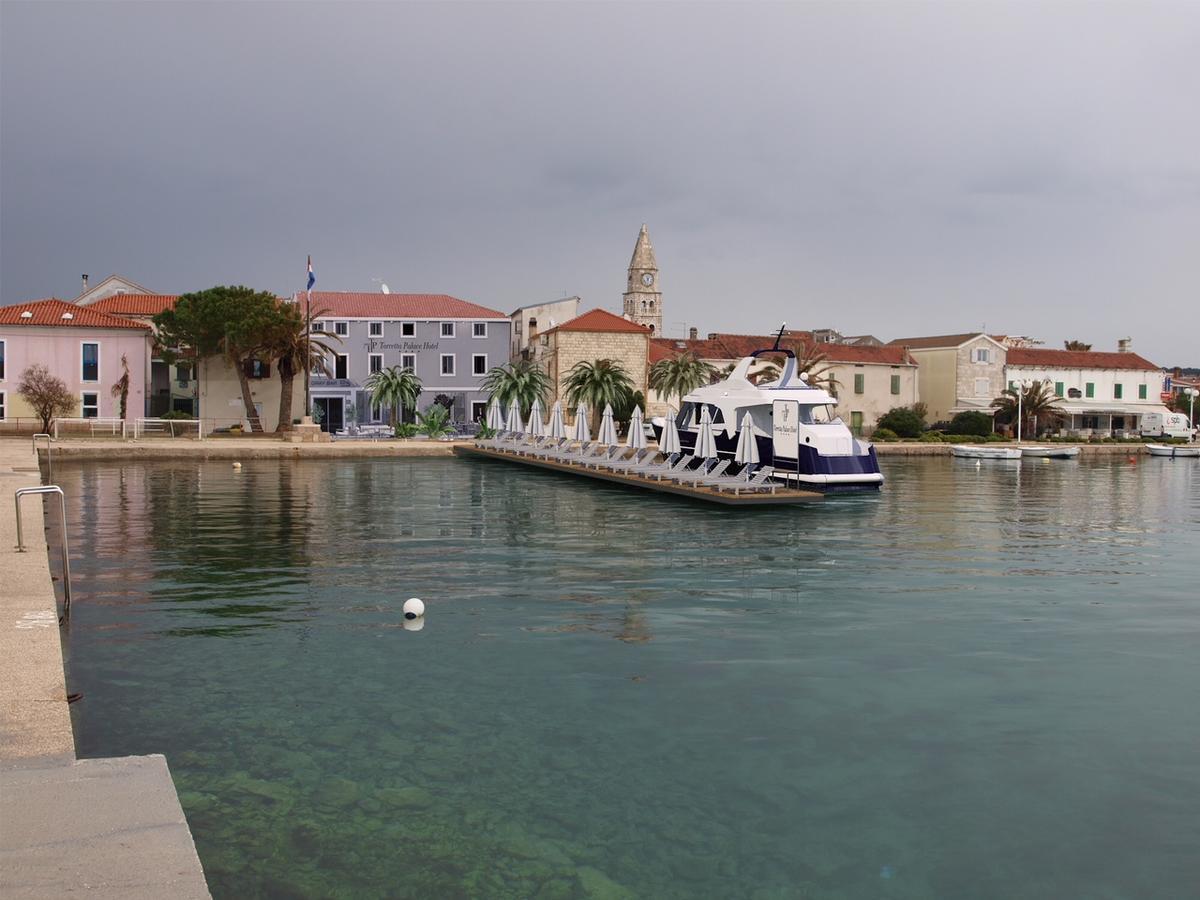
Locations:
1146;444;1200;459
1018;446;1081;459
949;444;1021;460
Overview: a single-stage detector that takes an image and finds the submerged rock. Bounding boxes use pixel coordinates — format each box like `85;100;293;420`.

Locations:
577;866;635;900
378;786;433;809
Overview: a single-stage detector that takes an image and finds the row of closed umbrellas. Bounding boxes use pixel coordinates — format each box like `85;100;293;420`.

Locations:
485;399;761;467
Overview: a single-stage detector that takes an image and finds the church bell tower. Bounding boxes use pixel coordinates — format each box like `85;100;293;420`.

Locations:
622;224;662;334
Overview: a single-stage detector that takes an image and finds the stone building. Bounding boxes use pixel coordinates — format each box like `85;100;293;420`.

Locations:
533;308;651;412
622;225;662;334
887;332;1008;424
509;296;580;359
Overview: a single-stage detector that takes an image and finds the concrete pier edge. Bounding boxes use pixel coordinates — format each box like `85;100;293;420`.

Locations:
0;438;211;899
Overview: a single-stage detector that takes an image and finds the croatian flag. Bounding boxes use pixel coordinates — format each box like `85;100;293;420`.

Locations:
307;256;316;291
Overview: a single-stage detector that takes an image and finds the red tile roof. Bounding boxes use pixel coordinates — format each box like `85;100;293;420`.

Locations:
303;292;507;319
0;298;150;330
543;308;651;335
89;294;178;316
648;341;675;364
653;333;915;366
1006;347;1161;371
887;332;991;349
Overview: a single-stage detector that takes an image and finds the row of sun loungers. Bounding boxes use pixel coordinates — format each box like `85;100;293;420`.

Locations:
476;433;778;494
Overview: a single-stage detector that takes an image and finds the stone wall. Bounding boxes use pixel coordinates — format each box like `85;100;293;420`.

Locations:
543;331;649;414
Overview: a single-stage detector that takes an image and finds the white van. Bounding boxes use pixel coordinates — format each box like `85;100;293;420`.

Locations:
1140;411;1193;439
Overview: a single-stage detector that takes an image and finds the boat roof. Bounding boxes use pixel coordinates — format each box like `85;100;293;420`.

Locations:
682;354;838;406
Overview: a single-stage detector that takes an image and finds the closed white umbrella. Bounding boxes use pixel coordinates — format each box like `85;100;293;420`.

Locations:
572;403;591;442
660;408;681;455
486;398;504;432
734;411;759;467
695;404;718;461
528;398;545;437
548;401;567;439
598;403;618;446
626;406;647;450
505;399;524;434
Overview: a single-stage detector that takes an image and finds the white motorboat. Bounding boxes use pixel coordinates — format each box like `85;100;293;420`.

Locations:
650;341;884;492
949;444;1021;460
1018;446;1081;459
1146;443;1200;459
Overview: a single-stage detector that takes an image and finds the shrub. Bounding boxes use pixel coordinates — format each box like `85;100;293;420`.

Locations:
984;433;1006;442
161;410;194;420
872;427;898;441
948;411;993;437
918;431;943;442
417;404;452;439
876;406;925;438
394;422;419;439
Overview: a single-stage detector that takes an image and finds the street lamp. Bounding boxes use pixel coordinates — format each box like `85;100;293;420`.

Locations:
1184;387;1198;442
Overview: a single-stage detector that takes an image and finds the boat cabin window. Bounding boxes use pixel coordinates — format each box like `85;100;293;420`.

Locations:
674;402;724;428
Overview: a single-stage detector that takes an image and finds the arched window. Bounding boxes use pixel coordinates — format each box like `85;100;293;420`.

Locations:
648;300;654;309
649;324;655;333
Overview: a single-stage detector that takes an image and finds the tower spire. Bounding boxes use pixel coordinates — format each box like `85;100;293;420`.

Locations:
623;224;662;334
629;223;657;270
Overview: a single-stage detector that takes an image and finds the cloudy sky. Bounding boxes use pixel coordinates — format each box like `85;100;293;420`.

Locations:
2;2;1197;363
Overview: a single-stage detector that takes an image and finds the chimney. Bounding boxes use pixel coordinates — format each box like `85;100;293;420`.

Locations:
688;327;698;340
1117;337;1132;353
81;274;89;293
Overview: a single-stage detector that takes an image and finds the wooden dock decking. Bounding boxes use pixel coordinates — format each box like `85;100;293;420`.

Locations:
454;444;824;505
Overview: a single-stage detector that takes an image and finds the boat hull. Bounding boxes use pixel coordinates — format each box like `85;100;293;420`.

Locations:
950;445;1022;460
653;424;883;491
1018;446;1081;459
1146;444;1200;458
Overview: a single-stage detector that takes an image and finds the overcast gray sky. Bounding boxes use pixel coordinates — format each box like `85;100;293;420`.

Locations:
2;1;1197;363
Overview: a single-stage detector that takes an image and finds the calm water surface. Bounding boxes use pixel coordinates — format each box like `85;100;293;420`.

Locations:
53;455;1199;899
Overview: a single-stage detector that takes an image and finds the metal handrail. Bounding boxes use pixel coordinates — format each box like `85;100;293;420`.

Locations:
32;433;53;482
14;486;73;617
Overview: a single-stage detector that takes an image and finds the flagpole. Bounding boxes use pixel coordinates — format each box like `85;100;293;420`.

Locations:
304;255;312;421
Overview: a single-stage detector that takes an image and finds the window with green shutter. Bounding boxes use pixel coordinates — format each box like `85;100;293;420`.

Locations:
1085;382;1094;398
1114;383;1123;399
854;373;864;394
1138;384;1147;399
1054;381;1064;397
890;374;900;395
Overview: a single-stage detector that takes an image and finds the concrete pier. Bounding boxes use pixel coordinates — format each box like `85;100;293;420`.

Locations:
0;438;210;899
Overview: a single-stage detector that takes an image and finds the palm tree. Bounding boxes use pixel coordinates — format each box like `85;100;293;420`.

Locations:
269;304;339;432
366;366;423;426
1064;340;1092;351
563;359;635;433
481;359;550;417
649;351;715;410
992;380;1065;437
110;354;131;420
793;341;838;392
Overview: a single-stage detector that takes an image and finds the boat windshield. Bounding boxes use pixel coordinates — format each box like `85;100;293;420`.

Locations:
675;402;724;429
808;404;840;424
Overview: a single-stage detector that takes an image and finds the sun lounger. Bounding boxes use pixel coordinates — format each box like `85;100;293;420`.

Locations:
716;466;777;494
648;454;695;481
681;459;731;486
604;449;656;473
585;446;627;468
529;437;569;458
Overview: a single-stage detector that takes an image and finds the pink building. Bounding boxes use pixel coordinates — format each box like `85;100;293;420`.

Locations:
0;299;152;426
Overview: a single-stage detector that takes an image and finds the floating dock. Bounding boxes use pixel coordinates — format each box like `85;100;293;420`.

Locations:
454;444;824;506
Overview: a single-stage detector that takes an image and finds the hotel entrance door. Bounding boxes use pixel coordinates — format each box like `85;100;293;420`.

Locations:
314;397;344;433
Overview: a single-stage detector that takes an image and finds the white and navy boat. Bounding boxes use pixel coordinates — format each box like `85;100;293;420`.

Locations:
650;346;883;492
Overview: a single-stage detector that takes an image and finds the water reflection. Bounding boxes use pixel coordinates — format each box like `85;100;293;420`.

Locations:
48;455;1200;900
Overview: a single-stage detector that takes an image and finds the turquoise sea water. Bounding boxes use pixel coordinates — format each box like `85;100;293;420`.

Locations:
52;455;1199;899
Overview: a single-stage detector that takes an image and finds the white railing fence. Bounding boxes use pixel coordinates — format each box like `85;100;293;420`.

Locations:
52;417;126;439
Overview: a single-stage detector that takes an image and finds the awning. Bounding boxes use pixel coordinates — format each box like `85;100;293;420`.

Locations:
1056;402;1171;416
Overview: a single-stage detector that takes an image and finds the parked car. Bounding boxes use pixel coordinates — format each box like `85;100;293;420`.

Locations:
1140;412;1193;440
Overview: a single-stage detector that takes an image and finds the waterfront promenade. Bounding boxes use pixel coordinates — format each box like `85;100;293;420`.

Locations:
0;439;210;899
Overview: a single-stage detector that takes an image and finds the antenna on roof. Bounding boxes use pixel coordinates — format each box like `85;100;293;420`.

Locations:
371;278;390;294
771;322;787;351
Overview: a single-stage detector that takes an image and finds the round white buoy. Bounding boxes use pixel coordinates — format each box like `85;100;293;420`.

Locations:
403;617;425;632
403;597;425;620
232;462;242;469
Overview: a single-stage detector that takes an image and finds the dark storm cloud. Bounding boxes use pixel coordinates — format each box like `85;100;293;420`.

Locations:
2;1;1197;362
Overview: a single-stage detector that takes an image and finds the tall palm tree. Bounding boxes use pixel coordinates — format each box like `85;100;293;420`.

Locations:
366;366;423;426
563;359;635;433
481;359;550;417
992;380;1065;437
110;354;131;420
649;351;715;410
269;304;339;432
1064;340;1092;351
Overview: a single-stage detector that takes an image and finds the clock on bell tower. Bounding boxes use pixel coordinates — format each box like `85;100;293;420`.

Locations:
622;223;662;333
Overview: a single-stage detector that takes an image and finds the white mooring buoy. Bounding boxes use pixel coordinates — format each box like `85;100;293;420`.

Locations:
403;597;425;620
232;462;242;469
